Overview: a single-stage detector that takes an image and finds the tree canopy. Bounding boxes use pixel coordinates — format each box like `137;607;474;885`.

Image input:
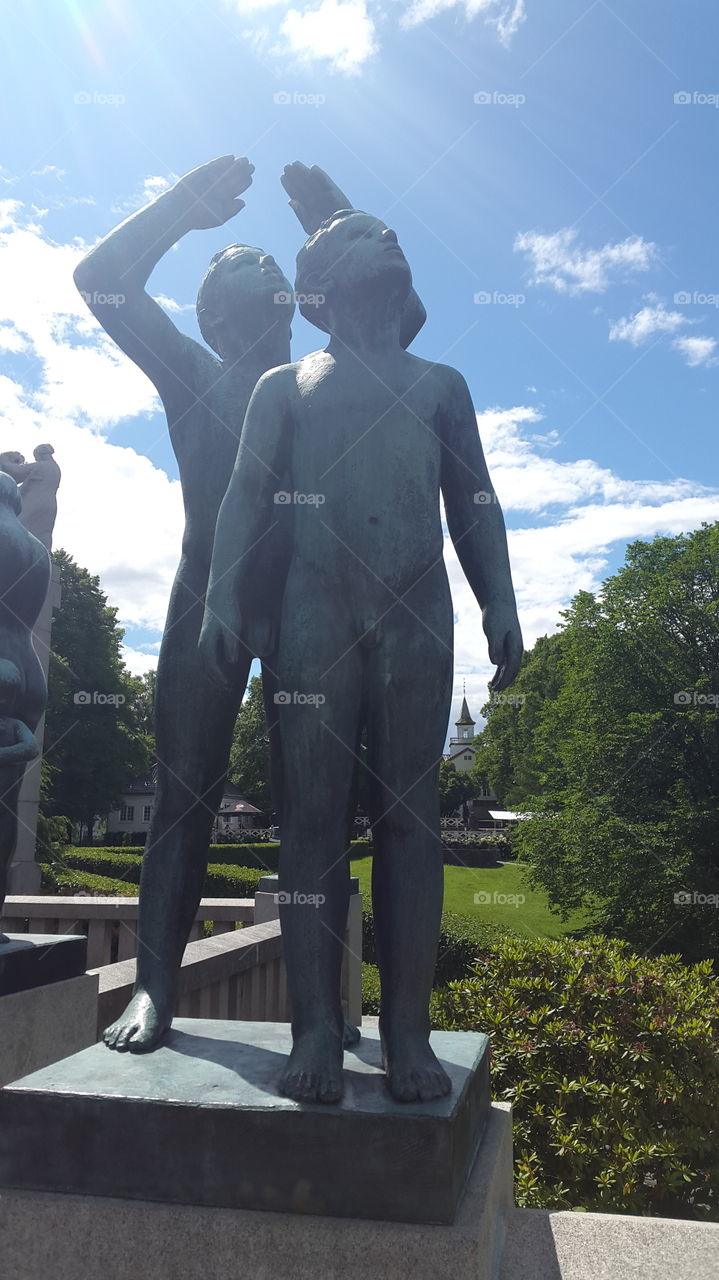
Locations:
474;524;719;961
44;550;151;837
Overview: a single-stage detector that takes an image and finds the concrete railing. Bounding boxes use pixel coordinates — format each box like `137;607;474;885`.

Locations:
1;897;255;969
3;889;364;1038
94;921;288;1037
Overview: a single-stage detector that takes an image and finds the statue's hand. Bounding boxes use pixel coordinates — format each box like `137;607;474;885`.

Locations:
173;155;254;231
281;162;352;235
198;608;243;689
483;601;523;693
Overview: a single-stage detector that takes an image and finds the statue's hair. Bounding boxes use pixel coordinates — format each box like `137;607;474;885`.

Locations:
294;210;359;332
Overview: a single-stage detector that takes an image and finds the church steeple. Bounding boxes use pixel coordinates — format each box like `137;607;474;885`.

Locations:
456;697;475;728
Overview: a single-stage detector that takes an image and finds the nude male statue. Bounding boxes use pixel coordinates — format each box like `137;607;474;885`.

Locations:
74;158;425;1052
201;211;523;1104
0;474;49;932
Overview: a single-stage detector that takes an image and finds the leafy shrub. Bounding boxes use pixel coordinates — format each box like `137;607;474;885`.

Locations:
362;963;381;1016
47;849;265;899
204;864;265;897
362;907;506;985
432;932;719;1220
41;865;138;897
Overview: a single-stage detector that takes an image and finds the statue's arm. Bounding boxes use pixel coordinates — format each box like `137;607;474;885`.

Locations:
440;367;523;690
281;162;426;349
200;369;294;682
73;156;254;402
0;721;40;766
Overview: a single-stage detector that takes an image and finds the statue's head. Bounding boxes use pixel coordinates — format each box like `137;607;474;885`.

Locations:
0;659;22;713
0;472;21;516
0;452;24;468
34;443;54;460
295;211;412;332
196;244;294;360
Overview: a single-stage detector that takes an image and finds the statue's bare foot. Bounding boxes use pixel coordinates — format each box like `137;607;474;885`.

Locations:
381;1029;452;1103
103;988;172;1053
343;1018;361;1047
279;1025;344;1103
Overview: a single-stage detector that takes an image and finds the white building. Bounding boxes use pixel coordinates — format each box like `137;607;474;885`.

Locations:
106;766;264;840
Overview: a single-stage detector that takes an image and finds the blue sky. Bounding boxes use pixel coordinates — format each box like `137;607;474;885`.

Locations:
1;0;718;727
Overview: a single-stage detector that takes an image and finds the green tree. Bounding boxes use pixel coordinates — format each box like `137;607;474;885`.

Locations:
438;759;476;817
470;631;565;806
44;550;151;840
228;674;271;812
514;524;719;961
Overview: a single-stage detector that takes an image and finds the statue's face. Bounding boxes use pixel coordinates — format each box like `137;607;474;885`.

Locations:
206;246;294;353
316;212;412;300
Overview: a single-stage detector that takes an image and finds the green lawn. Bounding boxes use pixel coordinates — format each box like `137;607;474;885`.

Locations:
350;857;589;939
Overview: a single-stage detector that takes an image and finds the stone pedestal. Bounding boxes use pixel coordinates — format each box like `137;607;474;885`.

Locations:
0;973;98;1087
0;1103;513;1280
0;932;87;997
255;875;363;1026
0;932;95;1087
0;1019;490;1226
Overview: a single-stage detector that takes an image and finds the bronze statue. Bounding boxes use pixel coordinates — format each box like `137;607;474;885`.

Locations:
75;158;425;1052
201;210;522;1103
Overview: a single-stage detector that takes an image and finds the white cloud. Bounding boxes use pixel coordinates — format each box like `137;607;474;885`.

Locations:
402;0;525;46
223;0;526;71
515;227;657;295
672;335;717;368
444;405;719;727
609;304;685;346
0;203;183;660
278;0;377;73
609;303;717;370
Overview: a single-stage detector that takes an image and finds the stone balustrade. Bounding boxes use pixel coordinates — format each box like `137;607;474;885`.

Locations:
1;896;255;969
94;920;288;1038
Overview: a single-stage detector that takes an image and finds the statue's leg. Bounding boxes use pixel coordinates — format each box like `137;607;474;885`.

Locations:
104;579;249;1052
366;569;453;1101
275;580;361;1102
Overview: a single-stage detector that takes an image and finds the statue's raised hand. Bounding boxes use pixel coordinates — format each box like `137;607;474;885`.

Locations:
281;162;352;235
174;155;254;231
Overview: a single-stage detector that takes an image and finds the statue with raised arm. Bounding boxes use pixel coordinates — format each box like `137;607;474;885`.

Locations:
0;474;49;937
74;156;426;1053
0;445;61;551
200;209;523;1104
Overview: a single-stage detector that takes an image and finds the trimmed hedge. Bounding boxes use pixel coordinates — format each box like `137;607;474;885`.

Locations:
44;851;265;899
362;907;507;985
41;866;138;897
433;933;719;1220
